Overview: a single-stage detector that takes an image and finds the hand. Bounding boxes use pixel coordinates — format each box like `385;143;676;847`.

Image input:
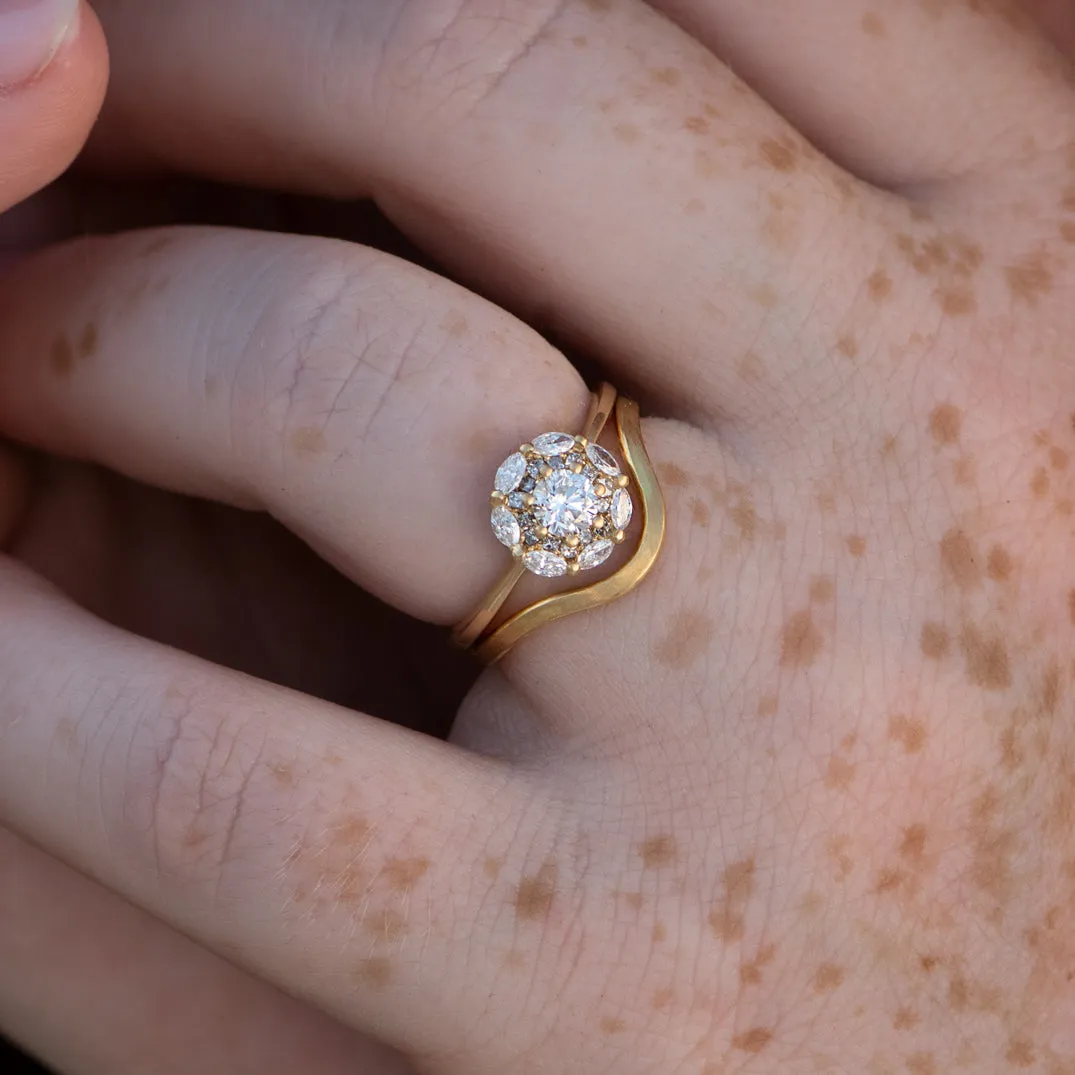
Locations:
4;2;1075;1073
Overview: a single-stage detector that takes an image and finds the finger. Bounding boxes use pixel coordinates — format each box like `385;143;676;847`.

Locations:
0;558;529;1062
0;827;418;1075
0;0;107;211
85;0;888;426
0;227;589;624
650;0;1075;188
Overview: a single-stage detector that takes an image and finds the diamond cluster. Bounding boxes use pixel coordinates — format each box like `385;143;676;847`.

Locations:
490;432;634;578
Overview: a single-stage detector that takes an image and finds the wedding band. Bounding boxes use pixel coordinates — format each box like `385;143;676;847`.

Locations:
452;383;666;662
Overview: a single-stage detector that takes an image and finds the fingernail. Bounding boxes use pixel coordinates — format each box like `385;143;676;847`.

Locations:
0;0;79;89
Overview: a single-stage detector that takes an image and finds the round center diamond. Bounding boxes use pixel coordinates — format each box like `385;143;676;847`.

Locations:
534;469;600;537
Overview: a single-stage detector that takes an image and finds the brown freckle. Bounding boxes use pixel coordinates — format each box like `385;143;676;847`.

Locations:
940;529;980;589
987;545;1013;581
959;624;1012;690
685;198;706;216
1042;660;1062;714
781;610;823;668
515;862;557;921
890;722;924;756
50;335;74;376
650;66;681;86
382;857;430;893
1057;499;1073;516
749;282;779;308
652;987;674;1010
440;311;468;337
846;535;867;558
817;490;836;513
1006;1039;1035;1068
920;622;950;659
572;34;588;47
599;1017;626;1035
929;403;963;445
623;892;644;910
732;1028;773;1054
684;116;709;135
836;334;859;359
324;753;343;767
894;1008;919;1031
882;435;898;457
907;1053;936;1075
639;835;678;869
867;269;893;302
654;610;713;670
1006;252;1053;304
760;138;796;173
920;955;940;974
657;462;689;488
953;456;975;485
78;323;98;358
824;756;855;791
269;762;295;788
810;576;835;603
689;498;711;526
875;869;903;894
1000;725;1023;771
483;857;502;880
614;123;640;144
934;286;977;316
757;694;778;718
182;826;209;849
814;964;845;992
861;11;885;35
729;494;757;541
1052;446;1070;471
739;943;776;985
366;908;407;942
1061;221;1075;244
355;958;393;990
1032;467;1050;498
900;824;927;863
652;922;668;943
291;427;327;456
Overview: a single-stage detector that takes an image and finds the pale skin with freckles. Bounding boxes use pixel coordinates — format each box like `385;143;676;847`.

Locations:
3;2;1075;1075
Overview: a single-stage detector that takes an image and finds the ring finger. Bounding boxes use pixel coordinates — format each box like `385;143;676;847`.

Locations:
0;226;590;624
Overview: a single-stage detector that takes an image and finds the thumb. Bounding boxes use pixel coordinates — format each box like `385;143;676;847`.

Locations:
0;0;108;213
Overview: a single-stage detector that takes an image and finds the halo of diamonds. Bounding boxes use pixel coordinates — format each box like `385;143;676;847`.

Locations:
490;432;634;578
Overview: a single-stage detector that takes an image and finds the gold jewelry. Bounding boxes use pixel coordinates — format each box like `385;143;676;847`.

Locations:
453;383;665;662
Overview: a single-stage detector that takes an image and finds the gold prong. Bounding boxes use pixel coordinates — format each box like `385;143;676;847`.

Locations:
594;515;607;530
571;462;584;474
520;443;534;455
521;493;537;508
491;490;507;505
536;526;549;538
567;561;581;575
614;530;627;544
574;435;589;448
511;544;525;558
539;465;553;479
564;534;580;548
594;483;609;498
616;474;630;488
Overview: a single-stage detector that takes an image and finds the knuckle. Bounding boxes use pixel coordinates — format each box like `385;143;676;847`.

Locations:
373;0;573;122
137;689;271;888
231;250;437;461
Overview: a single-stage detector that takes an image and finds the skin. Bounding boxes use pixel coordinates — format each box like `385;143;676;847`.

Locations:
2;0;1075;1073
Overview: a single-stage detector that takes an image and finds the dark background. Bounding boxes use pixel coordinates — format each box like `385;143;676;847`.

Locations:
0;1038;50;1074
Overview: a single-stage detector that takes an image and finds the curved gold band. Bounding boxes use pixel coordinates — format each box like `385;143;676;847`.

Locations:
452;384;666;663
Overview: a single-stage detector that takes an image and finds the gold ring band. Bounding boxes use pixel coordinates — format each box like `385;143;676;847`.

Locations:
452;383;665;662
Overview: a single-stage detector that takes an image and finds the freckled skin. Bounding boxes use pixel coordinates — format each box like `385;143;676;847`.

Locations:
920;622;950;659
867;269;894;302
654;611;714;670
731;1028;773;1054
929;403;963;444
515;863;557;922
639;835;678;869
781;611;822;668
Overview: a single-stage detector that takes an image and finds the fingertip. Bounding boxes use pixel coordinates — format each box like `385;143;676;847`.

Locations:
0;0;109;210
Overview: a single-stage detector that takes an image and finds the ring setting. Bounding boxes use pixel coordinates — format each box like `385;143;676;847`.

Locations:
454;383;665;662
490;434;634;578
